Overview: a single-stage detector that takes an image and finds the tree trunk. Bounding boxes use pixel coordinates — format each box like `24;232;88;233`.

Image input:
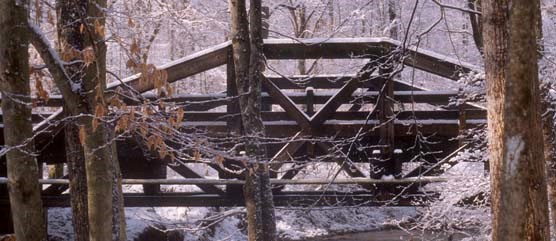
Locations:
483;0;550;240
230;0;277;240
64;121;90;241
55;1;91;240
387;0;398;40
540;84;556;239
0;1;47;240
39;0;126;240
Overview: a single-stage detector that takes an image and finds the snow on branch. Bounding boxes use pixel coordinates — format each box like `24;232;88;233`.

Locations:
27;23;80;96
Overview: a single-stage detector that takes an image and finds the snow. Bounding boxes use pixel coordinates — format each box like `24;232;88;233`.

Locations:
381;174;395;180
505;135;524;179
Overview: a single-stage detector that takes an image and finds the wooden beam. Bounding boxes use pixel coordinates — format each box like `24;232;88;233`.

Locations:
263;38;389;60
269;131;306;172
403;143;470;178
317;142;367;178
263;38;480;80
262;77;311;130
160;109;487;122
31;41;231;136
108;41;230;93
168;164;225;196
266;74;456;91
41;174;69;195
310;76;363;130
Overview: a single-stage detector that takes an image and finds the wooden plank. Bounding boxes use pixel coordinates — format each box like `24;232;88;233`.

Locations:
168;164;225;196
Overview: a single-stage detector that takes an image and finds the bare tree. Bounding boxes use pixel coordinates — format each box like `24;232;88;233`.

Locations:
0;0;47;240
483;0;550;240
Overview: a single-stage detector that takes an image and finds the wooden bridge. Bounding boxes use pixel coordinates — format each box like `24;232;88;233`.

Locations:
0;38;486;210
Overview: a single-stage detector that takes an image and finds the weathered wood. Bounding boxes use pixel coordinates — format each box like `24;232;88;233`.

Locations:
310;77;365;130
269;132;306;172
262;78;311;130
403;143;470;178
305;87;315;116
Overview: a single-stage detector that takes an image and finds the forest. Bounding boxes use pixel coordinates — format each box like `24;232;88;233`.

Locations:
0;0;555;241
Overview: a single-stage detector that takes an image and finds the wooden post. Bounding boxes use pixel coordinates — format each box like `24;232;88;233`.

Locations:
0;158;13;234
458;99;467;147
222;50;244;195
305;87;314;116
371;66;399;179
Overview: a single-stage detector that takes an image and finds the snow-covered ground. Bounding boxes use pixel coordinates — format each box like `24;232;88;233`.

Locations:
47;203;417;240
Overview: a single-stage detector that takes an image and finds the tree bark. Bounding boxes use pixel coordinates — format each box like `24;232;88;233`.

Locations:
55;1;91;240
32;0;126;240
540;84;556;239
64;121;90;241
230;0;277;240
483;0;550;240
0;0;47;240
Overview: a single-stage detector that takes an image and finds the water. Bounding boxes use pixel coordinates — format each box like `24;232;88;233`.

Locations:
303;229;471;241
